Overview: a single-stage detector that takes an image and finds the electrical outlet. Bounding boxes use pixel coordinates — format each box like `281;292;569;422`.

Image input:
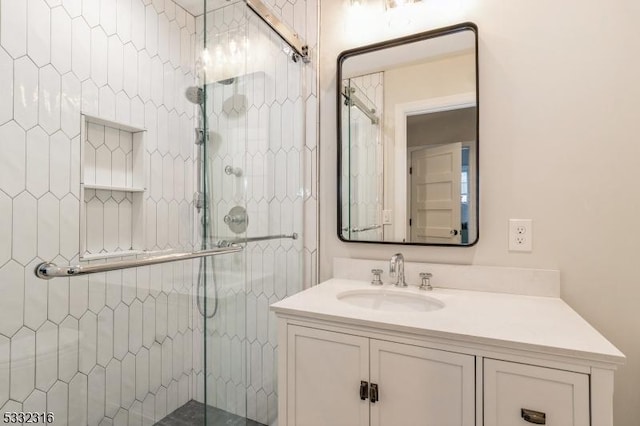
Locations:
382;210;392;225
509;219;532;252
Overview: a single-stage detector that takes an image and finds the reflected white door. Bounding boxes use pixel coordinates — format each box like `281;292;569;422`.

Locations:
410;142;462;243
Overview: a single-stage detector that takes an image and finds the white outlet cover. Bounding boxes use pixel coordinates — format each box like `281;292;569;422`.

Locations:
509;219;532;252
382;209;392;225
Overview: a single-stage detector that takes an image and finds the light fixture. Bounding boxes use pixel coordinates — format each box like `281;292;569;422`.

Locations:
196;28;250;85
385;0;422;27
385;0;422;9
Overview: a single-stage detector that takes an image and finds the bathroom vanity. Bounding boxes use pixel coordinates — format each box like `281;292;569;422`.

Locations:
271;259;624;426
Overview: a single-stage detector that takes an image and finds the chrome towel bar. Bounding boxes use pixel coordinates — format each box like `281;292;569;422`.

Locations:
351;225;381;233
34;245;243;280
340;225;382;233
216;232;298;247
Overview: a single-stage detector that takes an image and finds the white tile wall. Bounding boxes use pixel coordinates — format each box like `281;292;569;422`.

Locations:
0;0;318;424
0;0;201;424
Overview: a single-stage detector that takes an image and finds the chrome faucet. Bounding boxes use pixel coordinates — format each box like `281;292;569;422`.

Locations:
389;253;408;287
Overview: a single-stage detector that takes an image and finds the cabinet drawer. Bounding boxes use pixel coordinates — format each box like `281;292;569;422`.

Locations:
484;359;589;426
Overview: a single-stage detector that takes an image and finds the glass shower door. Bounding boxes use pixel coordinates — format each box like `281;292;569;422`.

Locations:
241;12;306;425
195;1;305;424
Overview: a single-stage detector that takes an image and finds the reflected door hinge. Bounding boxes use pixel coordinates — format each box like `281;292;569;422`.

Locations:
409;218;412;226
409;167;412;175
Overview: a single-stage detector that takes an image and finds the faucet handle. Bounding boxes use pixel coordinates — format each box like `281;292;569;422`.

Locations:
419;272;433;291
371;269;384;286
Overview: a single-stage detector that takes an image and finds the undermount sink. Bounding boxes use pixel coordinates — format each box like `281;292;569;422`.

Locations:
337;288;445;312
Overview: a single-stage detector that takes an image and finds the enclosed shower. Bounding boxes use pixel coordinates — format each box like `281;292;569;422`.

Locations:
191;2;310;423
2;0;316;424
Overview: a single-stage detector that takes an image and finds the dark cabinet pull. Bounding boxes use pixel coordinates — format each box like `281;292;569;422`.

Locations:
521;408;546;424
359;381;369;400
370;383;379;403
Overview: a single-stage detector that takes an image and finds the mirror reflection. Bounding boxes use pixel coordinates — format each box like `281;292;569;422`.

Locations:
338;23;478;246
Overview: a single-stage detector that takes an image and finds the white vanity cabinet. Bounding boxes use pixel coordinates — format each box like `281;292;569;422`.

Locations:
484;359;590;425
369;338;475;426
285;325;475;426
272;277;625;426
285;326;369;426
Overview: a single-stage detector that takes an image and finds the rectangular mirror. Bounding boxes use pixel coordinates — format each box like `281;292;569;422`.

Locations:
338;23;478;246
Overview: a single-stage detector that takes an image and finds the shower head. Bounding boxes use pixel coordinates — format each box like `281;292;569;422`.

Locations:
185;86;204;104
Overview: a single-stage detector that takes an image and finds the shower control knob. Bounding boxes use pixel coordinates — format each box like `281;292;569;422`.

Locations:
225;206;249;234
224;214;246;224
224;165;243;177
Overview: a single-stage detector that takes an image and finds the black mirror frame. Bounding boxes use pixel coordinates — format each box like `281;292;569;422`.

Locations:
336;22;479;247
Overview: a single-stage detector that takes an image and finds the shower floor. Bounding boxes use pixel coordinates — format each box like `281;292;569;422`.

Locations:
154;400;266;426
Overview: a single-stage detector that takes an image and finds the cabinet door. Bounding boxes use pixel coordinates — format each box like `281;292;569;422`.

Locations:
286;325;370;426
369;339;475;426
484;359;590;426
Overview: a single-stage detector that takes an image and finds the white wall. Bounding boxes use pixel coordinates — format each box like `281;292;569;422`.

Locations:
319;0;640;424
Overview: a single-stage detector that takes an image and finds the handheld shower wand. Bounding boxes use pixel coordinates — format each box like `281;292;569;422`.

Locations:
185;86;219;319
185;86;207;213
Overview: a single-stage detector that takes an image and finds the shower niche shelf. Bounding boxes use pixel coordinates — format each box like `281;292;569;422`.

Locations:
79;114;148;260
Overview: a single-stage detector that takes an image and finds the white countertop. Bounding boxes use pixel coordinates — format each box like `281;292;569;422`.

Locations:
271;278;625;365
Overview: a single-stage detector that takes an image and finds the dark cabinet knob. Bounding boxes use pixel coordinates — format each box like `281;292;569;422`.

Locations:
359;381;368;400
370;383;379;403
